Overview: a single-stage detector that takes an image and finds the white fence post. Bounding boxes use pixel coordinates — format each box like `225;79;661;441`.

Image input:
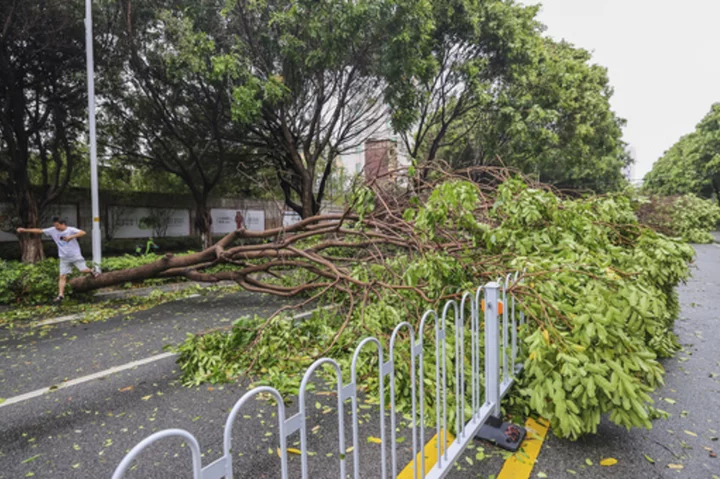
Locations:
484;281;501;417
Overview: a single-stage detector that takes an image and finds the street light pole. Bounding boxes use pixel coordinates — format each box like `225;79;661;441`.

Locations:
85;0;102;270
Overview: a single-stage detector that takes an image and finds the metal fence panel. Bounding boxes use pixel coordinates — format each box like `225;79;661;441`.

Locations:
112;277;524;479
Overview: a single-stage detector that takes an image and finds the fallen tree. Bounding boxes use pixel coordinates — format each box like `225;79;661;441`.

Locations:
73;168;694;439
70;168;509;299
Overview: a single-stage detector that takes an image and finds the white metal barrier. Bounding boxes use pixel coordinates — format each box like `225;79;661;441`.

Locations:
112;274;525;479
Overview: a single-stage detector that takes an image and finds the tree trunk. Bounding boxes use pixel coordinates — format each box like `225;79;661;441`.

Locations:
15;169;45;263
301;173;317;219
194;201;213;249
19;234;44;263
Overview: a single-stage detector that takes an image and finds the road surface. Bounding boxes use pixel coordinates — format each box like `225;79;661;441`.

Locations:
1;243;718;478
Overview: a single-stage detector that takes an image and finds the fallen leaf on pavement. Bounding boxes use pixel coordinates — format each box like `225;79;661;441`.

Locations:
667;464;684;470
118;386;133;393
600;458;618;466
644;454;655;464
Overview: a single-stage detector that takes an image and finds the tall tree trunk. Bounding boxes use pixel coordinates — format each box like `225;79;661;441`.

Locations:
19;234;44;263
301;172;316;219
194;200;213;250
14;165;45;263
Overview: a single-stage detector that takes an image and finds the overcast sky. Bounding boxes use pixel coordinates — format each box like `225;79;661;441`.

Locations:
520;0;720;179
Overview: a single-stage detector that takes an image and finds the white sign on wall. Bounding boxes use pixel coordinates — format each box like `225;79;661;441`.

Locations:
109;207;190;239
211;209;265;234
0;203;78;243
283;210;302;227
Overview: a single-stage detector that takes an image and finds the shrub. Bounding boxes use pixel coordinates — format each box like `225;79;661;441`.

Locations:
0;259;63;304
0;253;186;305
636;193;720;243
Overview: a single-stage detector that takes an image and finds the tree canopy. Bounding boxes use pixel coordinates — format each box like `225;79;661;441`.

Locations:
439;38;630;192
3;0;637;261
644;103;720;204
105;0;252;247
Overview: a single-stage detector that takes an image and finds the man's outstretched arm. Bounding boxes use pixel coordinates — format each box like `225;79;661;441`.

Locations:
16;228;45;234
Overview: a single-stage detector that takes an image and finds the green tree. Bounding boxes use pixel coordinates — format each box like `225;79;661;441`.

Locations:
381;0;540;175
645;103;720;204
439;38;630;192
0;0;102;262
105;0;254;248
221;0;388;218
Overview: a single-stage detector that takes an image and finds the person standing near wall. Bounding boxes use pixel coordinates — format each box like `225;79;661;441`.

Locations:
235;211;245;230
16;217;99;303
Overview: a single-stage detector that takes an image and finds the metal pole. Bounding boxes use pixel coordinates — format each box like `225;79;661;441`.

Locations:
484;282;501;417
85;0;102;270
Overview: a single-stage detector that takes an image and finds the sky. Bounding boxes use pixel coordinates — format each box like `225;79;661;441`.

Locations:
520;0;720;180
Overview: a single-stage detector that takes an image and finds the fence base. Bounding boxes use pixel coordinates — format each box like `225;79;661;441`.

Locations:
474;415;527;452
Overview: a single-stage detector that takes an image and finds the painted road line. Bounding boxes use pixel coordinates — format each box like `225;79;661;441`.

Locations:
0;352;177;409
2;308;326;409
497;417;551;479
35;313;84;327
397;431;455;479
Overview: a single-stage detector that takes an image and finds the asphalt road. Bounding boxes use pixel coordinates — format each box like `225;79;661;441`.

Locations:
1;242;718;478
0;290;422;479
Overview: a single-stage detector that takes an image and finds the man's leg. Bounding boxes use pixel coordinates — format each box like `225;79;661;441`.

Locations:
76;258;99;277
58;275;67;298
55;259;72;301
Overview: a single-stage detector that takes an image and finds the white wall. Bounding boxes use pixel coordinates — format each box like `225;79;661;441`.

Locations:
109;207;190;239
211;209;265;234
0;203;78;242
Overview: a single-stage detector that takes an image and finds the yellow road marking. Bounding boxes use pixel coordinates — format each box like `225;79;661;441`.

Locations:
497;417;550;479
397;431;455;479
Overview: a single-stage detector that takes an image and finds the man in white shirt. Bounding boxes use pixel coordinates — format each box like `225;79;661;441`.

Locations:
17;216;99;303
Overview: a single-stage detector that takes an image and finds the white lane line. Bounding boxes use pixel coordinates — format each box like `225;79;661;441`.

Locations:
35;313;85;327
1;307;332;409
0;352;177;409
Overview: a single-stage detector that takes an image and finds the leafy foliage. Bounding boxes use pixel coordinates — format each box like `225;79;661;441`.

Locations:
0;254;180;305
0;282;236;326
441;39;630;192
0;259;62;305
0;0;105;262
173;177;693;440
644;103;720;204
637;194;720;243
